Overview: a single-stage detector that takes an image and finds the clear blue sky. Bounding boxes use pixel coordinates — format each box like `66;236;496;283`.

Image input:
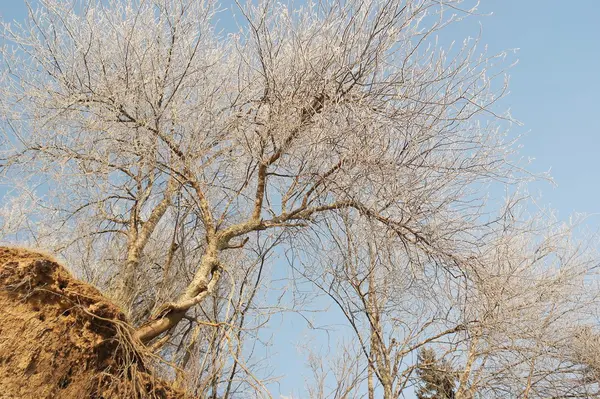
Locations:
1;1;599;397
471;1;600;220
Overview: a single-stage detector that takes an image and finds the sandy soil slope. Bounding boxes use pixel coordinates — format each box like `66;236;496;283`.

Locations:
0;247;187;399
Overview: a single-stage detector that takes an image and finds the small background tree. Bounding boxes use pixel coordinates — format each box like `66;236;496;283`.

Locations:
416;348;457;399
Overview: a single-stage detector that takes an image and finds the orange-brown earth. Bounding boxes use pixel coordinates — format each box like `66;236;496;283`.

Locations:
0;247;187;399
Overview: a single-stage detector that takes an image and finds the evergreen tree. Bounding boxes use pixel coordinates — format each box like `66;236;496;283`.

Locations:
416;348;456;399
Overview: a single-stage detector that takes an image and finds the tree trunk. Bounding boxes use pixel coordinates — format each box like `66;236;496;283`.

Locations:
456;334;479;399
113;183;174;316
113;240;142;317
135;247;221;343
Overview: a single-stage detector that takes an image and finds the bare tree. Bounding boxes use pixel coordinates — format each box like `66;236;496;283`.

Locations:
299;200;600;398
1;0;599;397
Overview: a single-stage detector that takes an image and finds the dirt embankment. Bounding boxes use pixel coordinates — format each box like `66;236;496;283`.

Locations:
0;247;187;399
